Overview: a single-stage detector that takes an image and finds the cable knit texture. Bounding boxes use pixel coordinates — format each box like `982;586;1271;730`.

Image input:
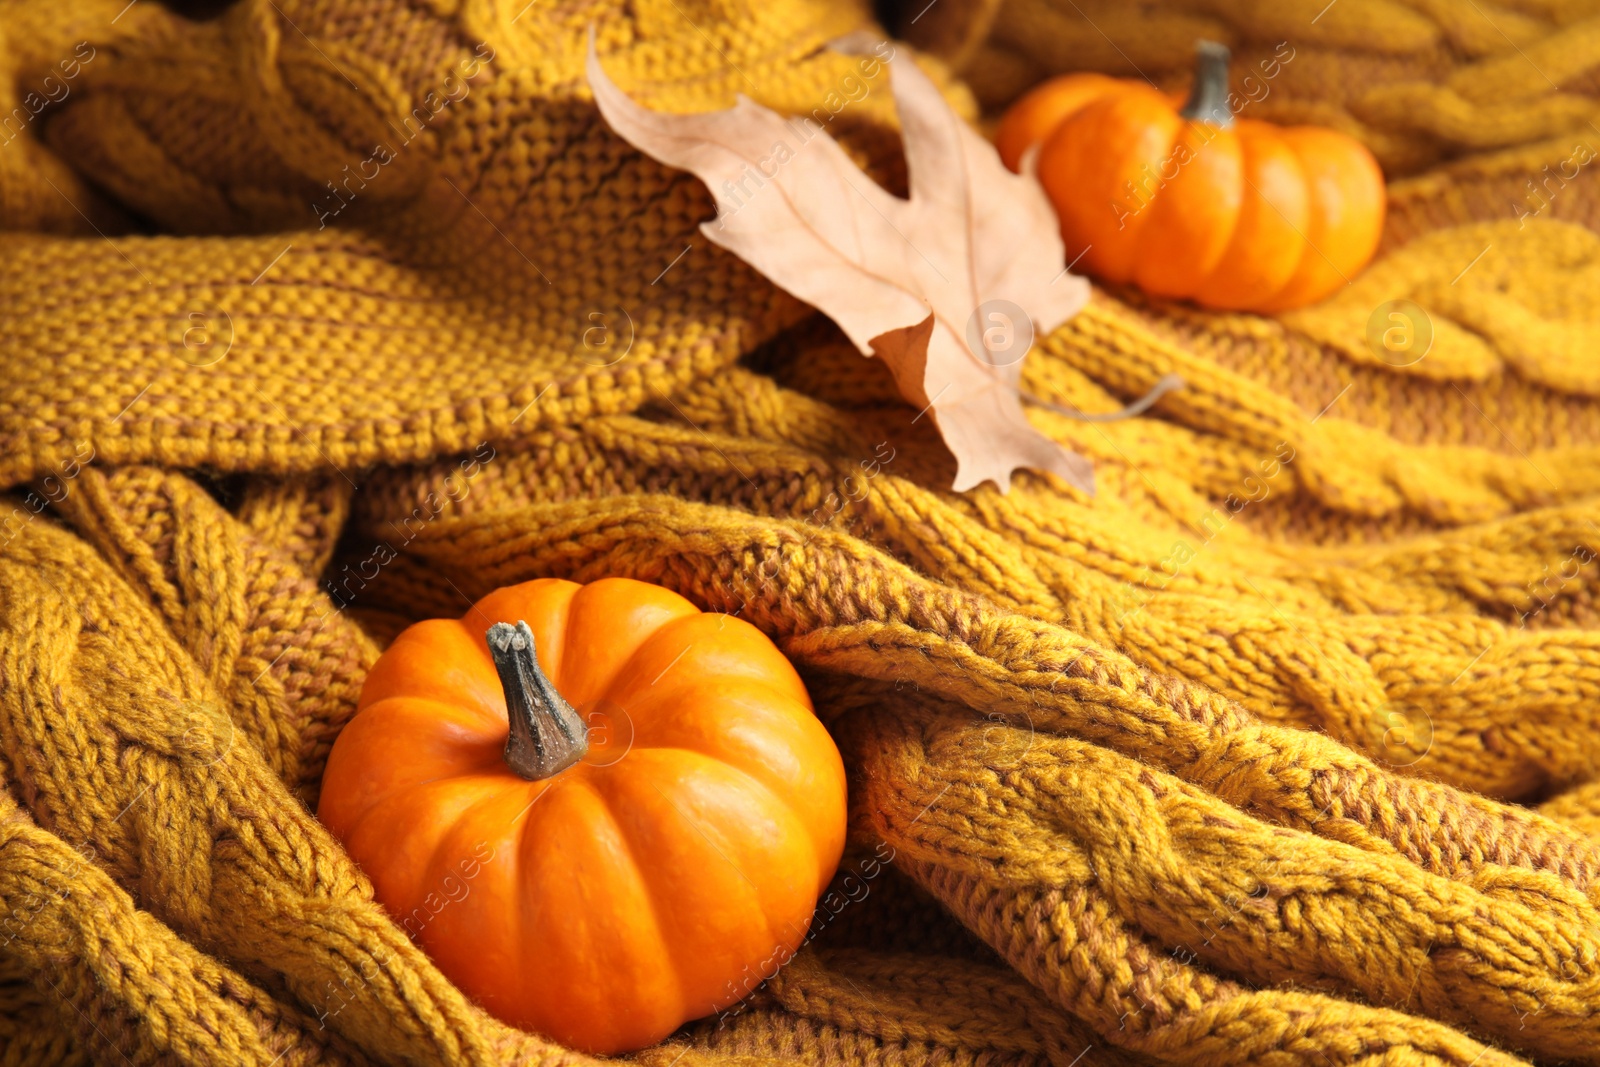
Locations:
1;0;1599;1064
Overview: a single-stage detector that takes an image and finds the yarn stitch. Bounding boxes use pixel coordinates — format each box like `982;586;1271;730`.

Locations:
2;0;1600;1065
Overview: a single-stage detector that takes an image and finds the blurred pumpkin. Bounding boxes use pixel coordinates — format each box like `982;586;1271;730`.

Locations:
998;41;1385;312
318;577;847;1054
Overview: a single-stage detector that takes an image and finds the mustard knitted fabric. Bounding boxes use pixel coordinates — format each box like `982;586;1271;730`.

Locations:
3;0;1600;1064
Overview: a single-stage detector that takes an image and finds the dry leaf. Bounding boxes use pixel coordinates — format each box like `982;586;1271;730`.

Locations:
586;33;1094;494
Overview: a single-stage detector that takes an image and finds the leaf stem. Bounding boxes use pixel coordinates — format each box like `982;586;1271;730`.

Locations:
1017;373;1185;423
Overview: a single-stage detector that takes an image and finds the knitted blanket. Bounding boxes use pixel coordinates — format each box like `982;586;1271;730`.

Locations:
3;0;1600;1064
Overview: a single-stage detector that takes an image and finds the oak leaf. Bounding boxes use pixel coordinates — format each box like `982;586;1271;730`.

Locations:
587;35;1094;494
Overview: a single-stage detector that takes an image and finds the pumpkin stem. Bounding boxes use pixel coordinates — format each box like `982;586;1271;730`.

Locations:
1179;40;1233;128
487;620;588;781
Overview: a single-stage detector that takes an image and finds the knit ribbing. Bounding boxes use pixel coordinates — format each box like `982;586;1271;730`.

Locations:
3;0;1600;1064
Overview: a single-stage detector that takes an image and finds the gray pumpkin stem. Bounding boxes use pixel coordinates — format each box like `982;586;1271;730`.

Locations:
487;620;588;780
1179;40;1234;128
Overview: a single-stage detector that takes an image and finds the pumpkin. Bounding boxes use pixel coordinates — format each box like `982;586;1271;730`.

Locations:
317;577;848;1054
998;41;1385;312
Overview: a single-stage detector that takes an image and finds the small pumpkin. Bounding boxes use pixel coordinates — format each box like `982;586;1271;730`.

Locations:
318;577;847;1054
998;41;1385;312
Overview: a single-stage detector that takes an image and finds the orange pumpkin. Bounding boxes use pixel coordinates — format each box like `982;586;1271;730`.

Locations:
317;577;847;1054
997;42;1385;312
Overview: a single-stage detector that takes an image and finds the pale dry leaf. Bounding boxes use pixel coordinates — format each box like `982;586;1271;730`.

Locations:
586;32;1094;494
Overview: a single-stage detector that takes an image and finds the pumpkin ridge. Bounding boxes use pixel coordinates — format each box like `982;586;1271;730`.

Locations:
412;777;544;927
1184;166;1248;300
621;740;835;888
1131;121;1244;298
585;748;808;1010
612;673;812;736
362;693;509;743
1197;134;1250;296
318;697;507;827
611;681;833;807
347;764;516;829
1082;90;1178;283
412;779;545;996
517;770;686;1044
1254;126;1386;311
463;578;580;691
340;773;527;896
357;616;504;721
613;743;804;823
587;618;703;708
553;578;702;705
599;611;810;710
457;773;551;839
562;771;688;1025
1192;121;1311;309
1260;131;1328;309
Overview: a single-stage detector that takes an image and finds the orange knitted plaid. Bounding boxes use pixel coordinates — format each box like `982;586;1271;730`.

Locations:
2;1;1600;1065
